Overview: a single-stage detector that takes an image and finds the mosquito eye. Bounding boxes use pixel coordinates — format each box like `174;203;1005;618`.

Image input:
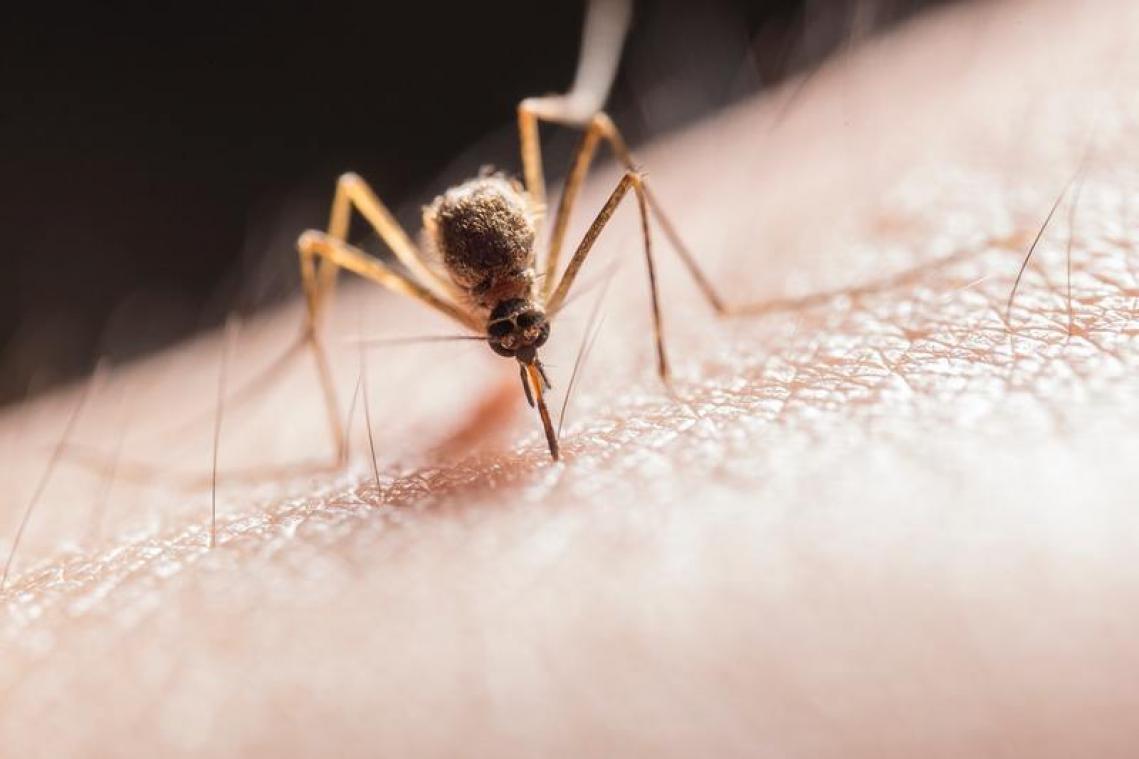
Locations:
516;312;538;328
534;323;550;347
488;320;513;337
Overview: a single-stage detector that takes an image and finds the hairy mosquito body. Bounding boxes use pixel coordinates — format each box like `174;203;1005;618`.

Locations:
423;175;551;364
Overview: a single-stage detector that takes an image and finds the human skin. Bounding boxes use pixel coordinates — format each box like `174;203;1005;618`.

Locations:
3;0;1139;755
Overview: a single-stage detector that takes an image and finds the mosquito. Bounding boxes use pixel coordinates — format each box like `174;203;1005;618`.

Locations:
294;0;760;462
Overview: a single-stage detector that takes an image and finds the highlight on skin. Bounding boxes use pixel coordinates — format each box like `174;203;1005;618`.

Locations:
3;0;1139;756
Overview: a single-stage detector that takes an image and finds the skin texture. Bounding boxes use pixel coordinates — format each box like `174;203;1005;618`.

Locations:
3;0;1139;755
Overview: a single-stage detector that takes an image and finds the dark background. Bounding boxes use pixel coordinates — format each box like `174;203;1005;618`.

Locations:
0;0;952;404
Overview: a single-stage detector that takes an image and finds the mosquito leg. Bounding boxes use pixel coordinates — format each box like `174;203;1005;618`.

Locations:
517;101;549;223
541;123;604;300
641;184;738;315
62;232;473;482
297;230;480;462
137;171;448;461
297;232;479;332
299;169;485;463
317;172;461;322
590;116;742;316
521;103;754;318
516;0;633;225
545;171;669;382
516;104;622;300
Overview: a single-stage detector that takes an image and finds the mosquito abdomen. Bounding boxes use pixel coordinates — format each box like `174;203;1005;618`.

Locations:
424;174;537;310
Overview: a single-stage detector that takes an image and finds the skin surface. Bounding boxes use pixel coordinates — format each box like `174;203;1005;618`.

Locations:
3;0;1139;755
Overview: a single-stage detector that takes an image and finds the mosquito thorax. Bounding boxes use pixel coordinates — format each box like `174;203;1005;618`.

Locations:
486;298;550;362
423;173;538;311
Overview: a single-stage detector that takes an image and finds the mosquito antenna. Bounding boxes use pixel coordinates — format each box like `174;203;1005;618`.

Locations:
2;359;106;590
210;316;240;549
558;271;616;437
348;334;484;348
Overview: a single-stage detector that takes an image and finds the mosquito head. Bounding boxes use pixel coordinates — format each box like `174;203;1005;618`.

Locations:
486;297;549;362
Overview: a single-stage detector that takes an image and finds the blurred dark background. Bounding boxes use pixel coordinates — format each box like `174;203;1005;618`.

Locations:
0;0;954;404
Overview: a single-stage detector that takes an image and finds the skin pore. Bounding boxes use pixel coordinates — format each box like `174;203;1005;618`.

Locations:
3;0;1139;755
